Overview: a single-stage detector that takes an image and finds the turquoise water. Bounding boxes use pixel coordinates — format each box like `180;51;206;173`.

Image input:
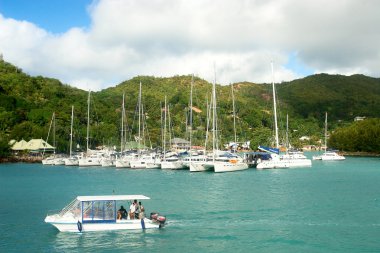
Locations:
1;155;380;252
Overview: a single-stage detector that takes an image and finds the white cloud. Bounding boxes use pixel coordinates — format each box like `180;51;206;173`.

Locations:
0;0;379;91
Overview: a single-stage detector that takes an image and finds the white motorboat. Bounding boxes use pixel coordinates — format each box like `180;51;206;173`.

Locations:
313;151;345;161
45;195;166;232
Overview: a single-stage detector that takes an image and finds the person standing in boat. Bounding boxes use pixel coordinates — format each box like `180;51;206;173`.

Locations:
129;200;136;219
135;201;140;219
139;201;145;219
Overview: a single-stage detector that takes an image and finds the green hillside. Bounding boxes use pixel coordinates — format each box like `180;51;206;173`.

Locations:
1;59;380;155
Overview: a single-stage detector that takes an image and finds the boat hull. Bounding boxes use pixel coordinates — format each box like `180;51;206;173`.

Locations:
47;219;160;232
65;158;79;166
161;161;185;170
256;159;311;169
213;162;249;173
189;162;211;172
115;159;130;168
78;159;101;167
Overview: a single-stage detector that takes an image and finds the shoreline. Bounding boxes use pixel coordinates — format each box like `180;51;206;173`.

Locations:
0;156;42;163
1;151;380;164
340;151;380;157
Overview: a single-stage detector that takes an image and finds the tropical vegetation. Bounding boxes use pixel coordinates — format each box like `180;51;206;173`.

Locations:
1;59;380;156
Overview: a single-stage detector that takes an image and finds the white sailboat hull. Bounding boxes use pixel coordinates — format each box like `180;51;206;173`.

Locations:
129;160;147;169
65;158;79;166
161;161;185;170
78;158;101;167
101;159;115;167
146;162;161;169
189;162;211;172
42;158;55;165
53;159;66;165
213;162;249;173
115;159;130;168
256;158;311;169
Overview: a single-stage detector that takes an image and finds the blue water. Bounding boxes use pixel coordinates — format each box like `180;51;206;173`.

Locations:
1;155;380;252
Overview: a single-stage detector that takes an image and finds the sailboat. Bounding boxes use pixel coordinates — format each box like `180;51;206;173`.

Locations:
78;91;103;166
278;114;312;167
312;112;345;161
181;75;208;171
202;70;248;173
41;112;58;165
65;106;79;166
129;83;158;169
256;62;311;169
161;96;186;170
115;93;135;168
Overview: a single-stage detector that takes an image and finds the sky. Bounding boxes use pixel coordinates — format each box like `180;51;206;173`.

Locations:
0;0;379;91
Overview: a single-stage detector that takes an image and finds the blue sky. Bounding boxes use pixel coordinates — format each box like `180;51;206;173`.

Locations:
0;0;92;33
0;0;379;91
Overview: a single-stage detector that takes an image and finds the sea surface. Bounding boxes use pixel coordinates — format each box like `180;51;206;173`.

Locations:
1;154;380;253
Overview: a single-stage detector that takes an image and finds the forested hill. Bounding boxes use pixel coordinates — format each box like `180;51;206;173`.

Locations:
1;59;380;153
277;74;380;122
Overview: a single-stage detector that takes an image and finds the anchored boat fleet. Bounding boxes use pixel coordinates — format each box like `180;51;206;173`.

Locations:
42;66;345;172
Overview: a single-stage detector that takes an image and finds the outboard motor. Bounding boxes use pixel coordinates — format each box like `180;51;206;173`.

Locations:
150;212;166;227
156;215;166;225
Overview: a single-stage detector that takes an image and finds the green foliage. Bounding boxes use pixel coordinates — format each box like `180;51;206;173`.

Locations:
1;60;380;154
0;131;11;158
329;118;380;152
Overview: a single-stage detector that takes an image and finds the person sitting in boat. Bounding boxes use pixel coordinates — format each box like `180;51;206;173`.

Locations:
129;200;137;219
117;205;127;220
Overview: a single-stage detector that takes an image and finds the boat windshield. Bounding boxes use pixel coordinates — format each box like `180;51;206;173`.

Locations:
82;200;116;223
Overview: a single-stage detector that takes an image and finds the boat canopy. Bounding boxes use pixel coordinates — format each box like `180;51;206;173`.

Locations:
258;145;279;154
77;195;150;202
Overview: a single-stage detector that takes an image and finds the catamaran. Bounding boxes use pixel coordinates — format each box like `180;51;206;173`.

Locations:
45;195;166;232
256;62;311;169
201;69;248;173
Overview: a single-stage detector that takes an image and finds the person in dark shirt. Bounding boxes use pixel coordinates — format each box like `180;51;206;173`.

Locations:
117;205;127;220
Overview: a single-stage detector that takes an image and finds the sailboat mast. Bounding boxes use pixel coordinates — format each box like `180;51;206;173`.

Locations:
324;112;328;153
43;112;55;158
163;96;167;161
138;82;142;153
189;74;193;155
204;96;210;155
53;112;56;155
121;93;125;153
286;113;289;151
231;83;237;145
86;90;91;152
70;106;74;158
212;69;217;162
271;61;279;148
